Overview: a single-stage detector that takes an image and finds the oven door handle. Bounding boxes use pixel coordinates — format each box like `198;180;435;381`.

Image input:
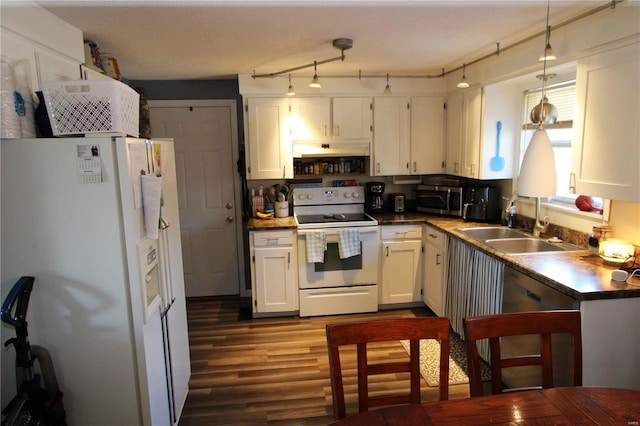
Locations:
297;226;379;236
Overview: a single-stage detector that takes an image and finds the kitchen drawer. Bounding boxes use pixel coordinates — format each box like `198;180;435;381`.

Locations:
424;225;445;250
380;225;422;240
252;230;294;247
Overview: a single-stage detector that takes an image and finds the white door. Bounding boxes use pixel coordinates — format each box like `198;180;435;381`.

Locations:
149;100;242;297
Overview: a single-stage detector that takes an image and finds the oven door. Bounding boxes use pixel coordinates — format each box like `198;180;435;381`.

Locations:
297;226;379;289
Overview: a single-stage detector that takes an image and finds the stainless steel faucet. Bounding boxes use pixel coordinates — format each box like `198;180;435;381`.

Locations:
532;197;550;237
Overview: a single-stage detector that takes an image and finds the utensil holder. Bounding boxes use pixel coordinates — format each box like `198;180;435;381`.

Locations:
275;201;289;218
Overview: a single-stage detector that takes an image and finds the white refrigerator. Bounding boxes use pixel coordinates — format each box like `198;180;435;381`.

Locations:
1;137;191;426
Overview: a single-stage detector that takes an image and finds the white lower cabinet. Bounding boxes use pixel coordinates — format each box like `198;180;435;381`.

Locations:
380;225;423;305
423;225;446;316
250;230;298;315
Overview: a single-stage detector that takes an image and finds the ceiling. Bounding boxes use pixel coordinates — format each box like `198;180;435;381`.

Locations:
28;0;609;81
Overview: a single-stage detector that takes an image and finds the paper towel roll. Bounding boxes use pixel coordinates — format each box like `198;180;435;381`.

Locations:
1;60;22;139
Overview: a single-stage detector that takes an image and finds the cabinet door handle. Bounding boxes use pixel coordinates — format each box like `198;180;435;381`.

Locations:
413;162;417;173
287;252;291;267
436;253;441;265
376;163;381;173
386;246;389;257
454;162;459;173
335;125;340;136
324;124;328;137
569;173;576;193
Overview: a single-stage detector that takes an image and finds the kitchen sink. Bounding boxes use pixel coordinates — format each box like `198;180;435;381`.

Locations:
485;238;583;255
457;227;584;254
458;227;530;241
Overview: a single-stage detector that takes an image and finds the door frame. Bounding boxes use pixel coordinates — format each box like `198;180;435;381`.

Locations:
148;99;247;297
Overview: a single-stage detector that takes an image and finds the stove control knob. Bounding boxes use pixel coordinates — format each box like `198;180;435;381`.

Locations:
352;192;360;198
306;193;313;200
298;193;306;200
344;192;351;198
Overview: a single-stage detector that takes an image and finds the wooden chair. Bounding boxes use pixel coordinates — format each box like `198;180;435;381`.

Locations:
326;317;450;420
463;310;582;397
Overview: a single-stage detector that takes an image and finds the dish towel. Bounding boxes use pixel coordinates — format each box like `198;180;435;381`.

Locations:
306;232;326;263
338;229;361;259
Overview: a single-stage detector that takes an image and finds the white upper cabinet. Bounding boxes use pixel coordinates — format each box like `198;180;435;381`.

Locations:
332;97;372;140
290;97;331;140
410;96;445;175
1;3;84;91
571;42;640;202
245;97;293;180
446;86;514;180
372;96;411;176
461;87;483;178
445;91;464;175
290;96;372;142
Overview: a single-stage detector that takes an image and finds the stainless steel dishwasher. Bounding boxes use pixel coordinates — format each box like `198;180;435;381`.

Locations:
500;266;579;390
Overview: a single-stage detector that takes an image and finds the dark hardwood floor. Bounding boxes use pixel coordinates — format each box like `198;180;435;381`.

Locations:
178;297;471;426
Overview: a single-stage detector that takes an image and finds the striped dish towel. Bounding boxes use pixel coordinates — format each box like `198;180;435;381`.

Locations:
306;232;326;263
338;229;361;259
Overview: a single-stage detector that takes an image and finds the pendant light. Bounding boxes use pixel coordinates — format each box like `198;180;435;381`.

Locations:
518;0;557;236
383;73;392;95
309;61;321;88
457;63;470;88
286;74;295;96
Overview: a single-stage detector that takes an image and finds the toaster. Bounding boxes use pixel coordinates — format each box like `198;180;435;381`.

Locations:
388;193;405;213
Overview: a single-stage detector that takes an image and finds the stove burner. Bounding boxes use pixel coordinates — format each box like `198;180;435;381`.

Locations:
324;213;346;220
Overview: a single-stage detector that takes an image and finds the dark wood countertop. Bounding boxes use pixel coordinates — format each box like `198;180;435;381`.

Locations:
246;213;640;302
246;216;297;230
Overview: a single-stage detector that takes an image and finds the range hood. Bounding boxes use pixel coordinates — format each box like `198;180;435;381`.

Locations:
292;141;370;158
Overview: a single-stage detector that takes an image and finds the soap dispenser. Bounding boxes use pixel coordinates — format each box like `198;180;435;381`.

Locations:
508;204;517;228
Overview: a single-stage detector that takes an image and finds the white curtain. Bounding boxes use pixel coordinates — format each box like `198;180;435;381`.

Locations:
445;236;504;360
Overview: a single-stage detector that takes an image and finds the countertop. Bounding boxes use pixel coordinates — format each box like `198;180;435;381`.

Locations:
246;213;640;302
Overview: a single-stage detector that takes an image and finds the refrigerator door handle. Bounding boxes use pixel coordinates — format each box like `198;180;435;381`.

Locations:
161;306;177;424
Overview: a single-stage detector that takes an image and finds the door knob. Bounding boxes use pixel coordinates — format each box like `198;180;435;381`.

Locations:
226;216;234;223
226;202;233;209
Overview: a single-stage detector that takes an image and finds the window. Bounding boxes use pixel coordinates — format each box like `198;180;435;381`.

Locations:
522;81;604;213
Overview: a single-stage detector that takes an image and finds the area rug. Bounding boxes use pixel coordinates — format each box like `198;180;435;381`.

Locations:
400;332;491;386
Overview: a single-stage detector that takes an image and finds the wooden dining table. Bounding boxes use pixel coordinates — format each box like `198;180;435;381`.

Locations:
329;387;640;425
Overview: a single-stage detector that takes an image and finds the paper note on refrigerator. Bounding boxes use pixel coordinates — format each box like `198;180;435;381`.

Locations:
129;143;149;209
141;174;162;239
76;144;102;183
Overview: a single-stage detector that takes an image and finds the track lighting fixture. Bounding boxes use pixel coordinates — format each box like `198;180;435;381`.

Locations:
253;38;352;80
383;73;392;95
539;1;557;62
539;25;557;62
457;64;470;88
286;74;295;96
309;61;321;88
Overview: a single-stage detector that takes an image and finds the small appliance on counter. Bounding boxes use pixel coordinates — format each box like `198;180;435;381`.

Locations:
462;185;501;222
365;181;385;213
387;193;405;213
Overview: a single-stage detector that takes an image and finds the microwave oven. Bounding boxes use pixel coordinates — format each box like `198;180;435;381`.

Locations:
416;184;464;216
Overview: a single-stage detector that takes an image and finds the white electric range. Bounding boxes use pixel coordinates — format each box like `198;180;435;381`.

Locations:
293;186;379;317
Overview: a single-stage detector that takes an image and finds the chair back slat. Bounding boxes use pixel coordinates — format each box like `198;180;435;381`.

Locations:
326;317;450;420
463;310;582;397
